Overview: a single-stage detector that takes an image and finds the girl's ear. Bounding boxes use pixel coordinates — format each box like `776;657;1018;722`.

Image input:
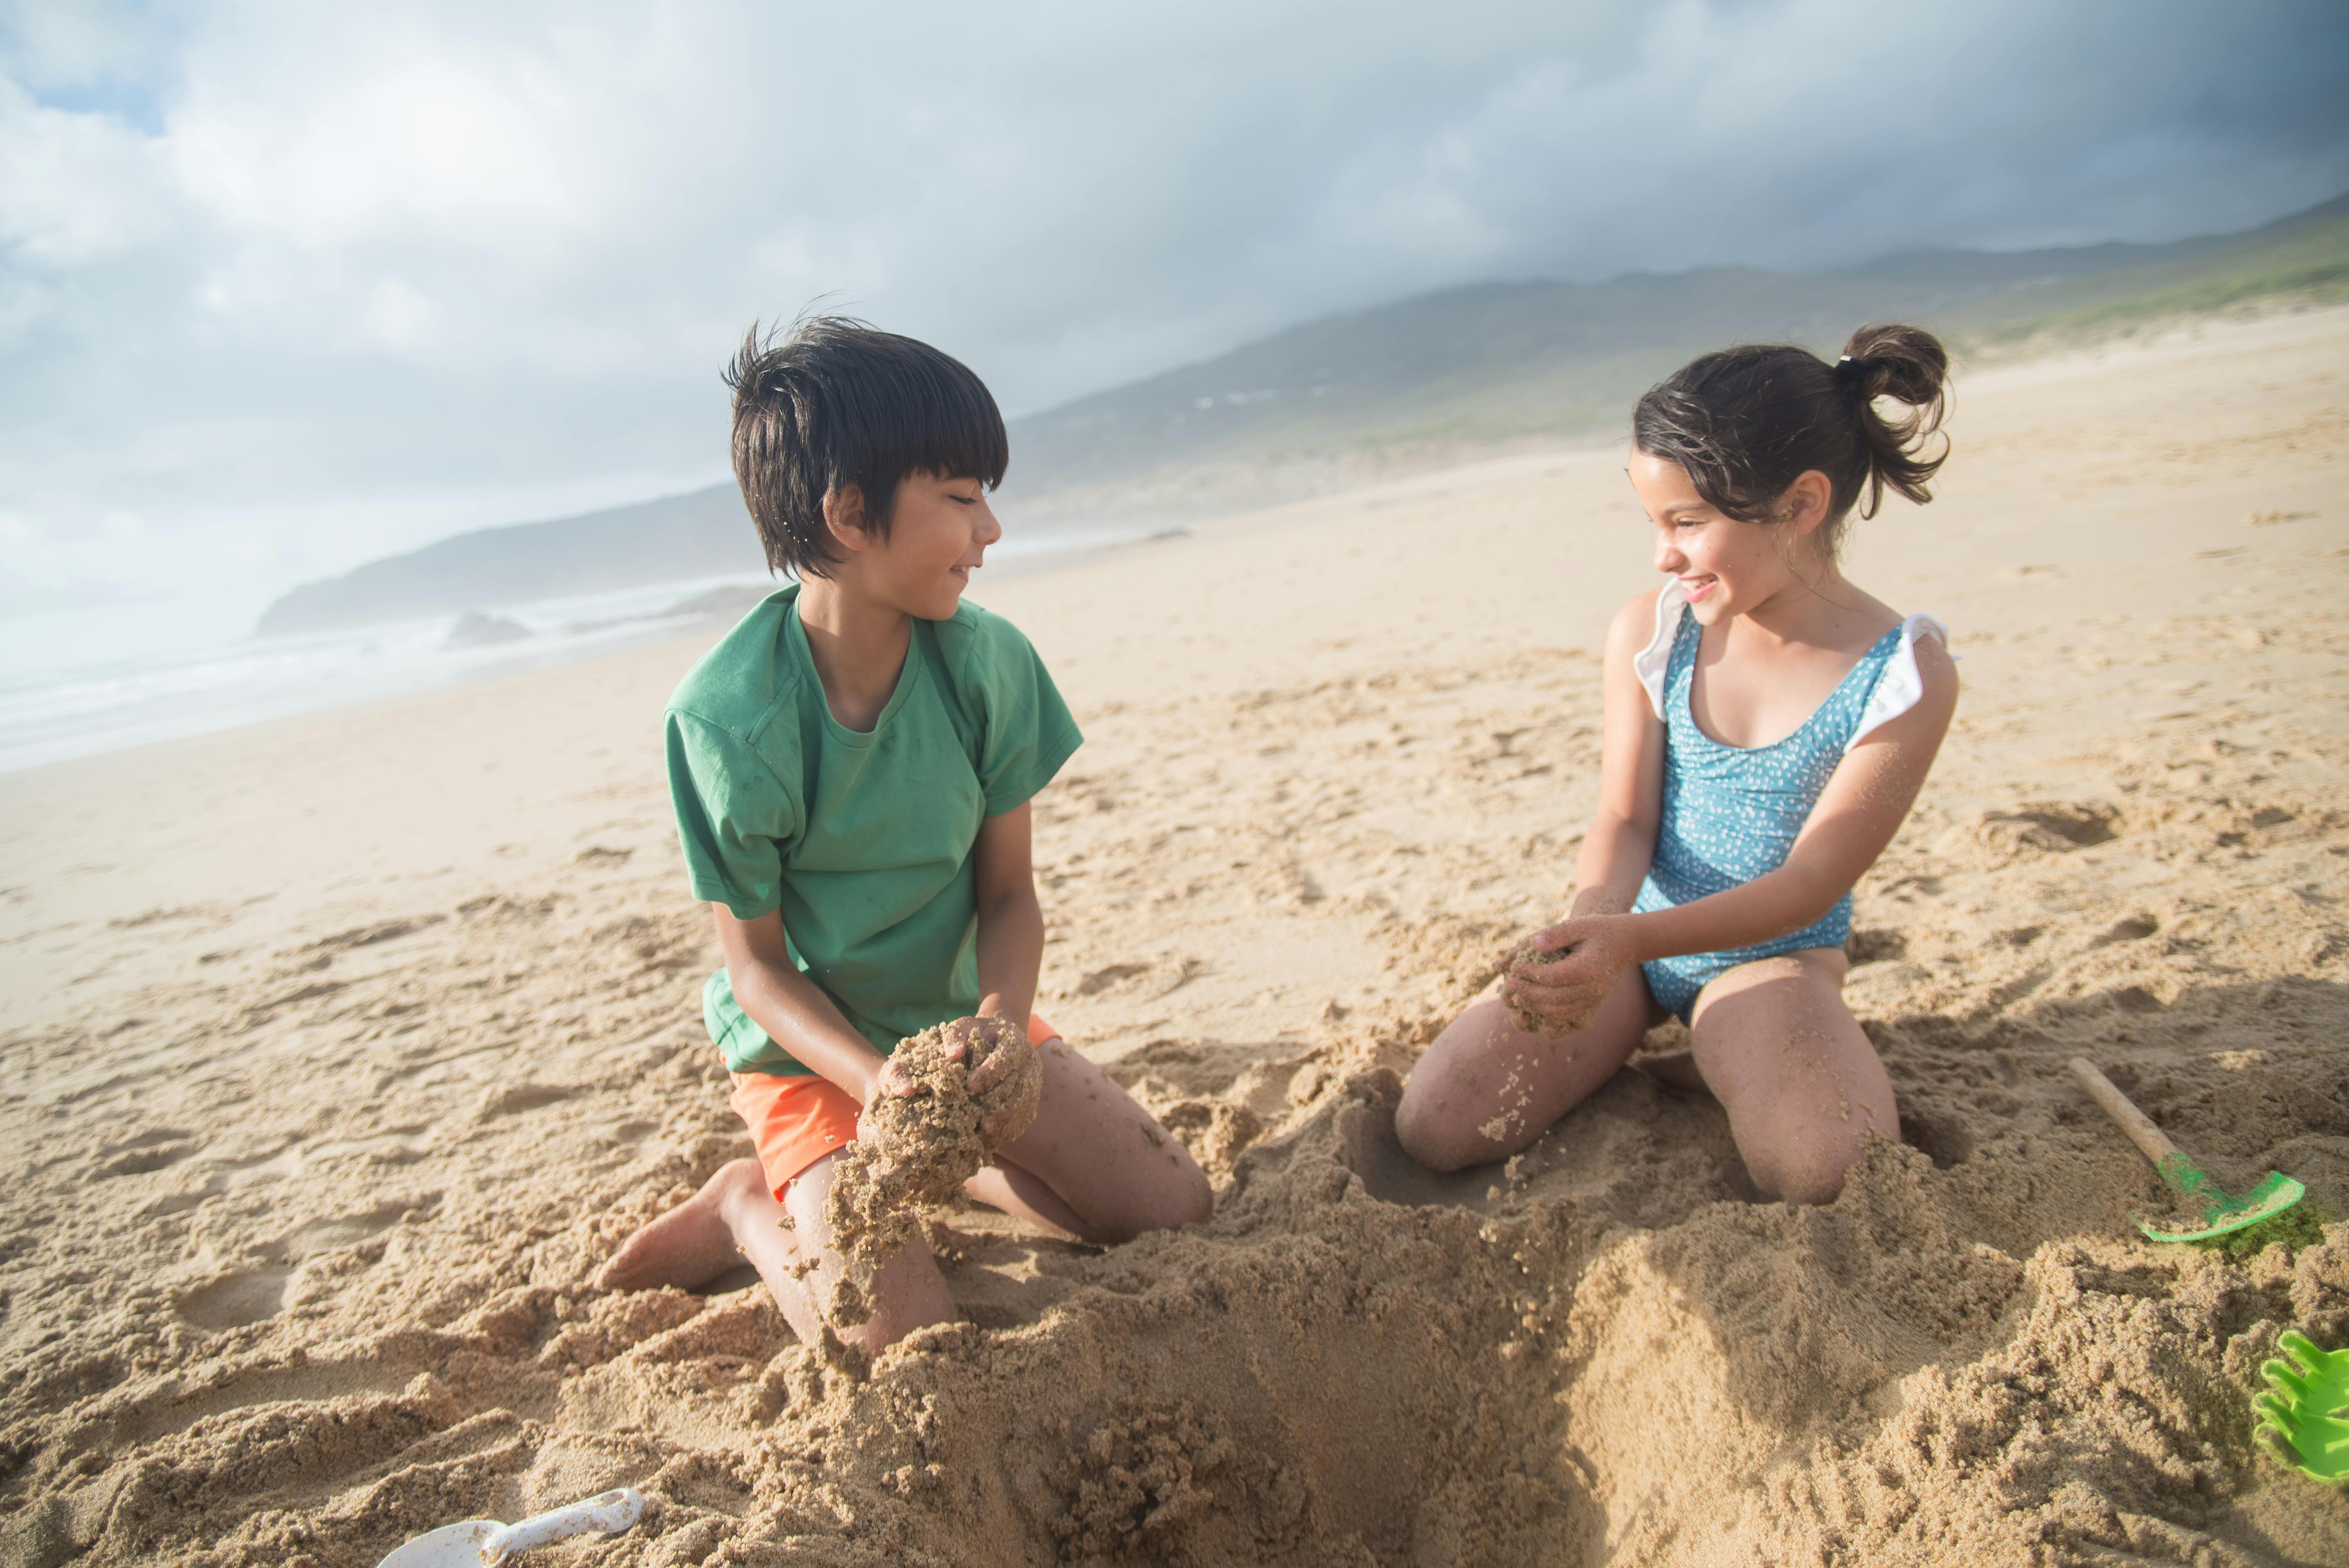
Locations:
1782;470;1834;537
821;484;870;553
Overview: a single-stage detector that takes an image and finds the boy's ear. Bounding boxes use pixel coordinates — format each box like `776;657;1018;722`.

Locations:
821;484;871;553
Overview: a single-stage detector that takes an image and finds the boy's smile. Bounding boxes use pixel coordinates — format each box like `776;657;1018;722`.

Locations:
865;471;1002;622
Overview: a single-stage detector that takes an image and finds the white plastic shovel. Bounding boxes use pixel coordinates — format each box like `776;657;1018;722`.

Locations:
379;1487;644;1567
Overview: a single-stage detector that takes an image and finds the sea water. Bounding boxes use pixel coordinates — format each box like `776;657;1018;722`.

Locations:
0;525;1166;776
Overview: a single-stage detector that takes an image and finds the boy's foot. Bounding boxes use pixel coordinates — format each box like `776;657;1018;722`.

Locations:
596;1158;782;1292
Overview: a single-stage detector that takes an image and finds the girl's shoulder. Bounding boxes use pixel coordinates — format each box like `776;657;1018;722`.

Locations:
1846;610;1958;754
1606;583;1678;652
1608;584;1685;720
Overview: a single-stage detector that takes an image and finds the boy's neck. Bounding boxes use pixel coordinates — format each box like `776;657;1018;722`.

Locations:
796;575;912;733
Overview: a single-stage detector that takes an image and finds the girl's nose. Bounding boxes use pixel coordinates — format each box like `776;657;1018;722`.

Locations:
1653;536;1684;574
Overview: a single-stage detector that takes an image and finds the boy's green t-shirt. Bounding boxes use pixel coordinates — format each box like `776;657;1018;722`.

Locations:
665;584;1082;1076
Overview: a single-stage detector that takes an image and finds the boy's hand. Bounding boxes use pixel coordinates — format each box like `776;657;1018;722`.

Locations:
856;1017;1040;1147
948;1015;1038;1140
1502;915;1636;1035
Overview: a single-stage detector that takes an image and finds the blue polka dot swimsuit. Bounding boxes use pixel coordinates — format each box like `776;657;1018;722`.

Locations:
1633;590;1941;1022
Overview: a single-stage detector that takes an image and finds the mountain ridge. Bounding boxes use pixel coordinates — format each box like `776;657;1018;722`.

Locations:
257;189;2349;636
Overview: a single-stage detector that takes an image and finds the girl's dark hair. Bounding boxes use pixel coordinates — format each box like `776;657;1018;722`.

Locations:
1631;323;1950;552
724;314;1009;578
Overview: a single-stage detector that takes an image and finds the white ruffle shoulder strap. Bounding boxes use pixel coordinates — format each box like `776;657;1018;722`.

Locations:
1628;579;1951;751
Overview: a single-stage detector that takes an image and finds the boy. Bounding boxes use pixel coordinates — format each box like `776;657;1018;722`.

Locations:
598;318;1210;1353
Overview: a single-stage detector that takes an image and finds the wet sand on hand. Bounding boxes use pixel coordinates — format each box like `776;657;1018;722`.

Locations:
2;306;2347;1564
820;1018;1043;1327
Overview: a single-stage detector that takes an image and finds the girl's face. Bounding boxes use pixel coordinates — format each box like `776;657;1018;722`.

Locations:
1627;451;1820;624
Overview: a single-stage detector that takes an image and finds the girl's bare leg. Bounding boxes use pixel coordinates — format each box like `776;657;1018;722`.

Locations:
1687;947;1897;1205
972;1037;1212;1243
595;1152;956;1355
1395;967;1655;1172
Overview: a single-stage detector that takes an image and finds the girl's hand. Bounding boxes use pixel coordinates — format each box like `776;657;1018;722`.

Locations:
1502;915;1638;1036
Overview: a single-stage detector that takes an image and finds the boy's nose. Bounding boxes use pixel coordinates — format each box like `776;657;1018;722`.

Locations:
976;506;1003;546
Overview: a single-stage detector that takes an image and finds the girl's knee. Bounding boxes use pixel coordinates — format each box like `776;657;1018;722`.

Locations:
1395;1085;1495;1173
1742;1125;1866;1205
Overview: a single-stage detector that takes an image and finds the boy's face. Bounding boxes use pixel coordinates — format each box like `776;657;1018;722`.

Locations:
855;471;1003;620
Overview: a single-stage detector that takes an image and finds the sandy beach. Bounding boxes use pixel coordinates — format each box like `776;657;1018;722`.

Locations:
3;306;2347;1565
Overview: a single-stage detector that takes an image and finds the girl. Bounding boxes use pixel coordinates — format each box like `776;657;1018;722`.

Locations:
1395;324;1959;1205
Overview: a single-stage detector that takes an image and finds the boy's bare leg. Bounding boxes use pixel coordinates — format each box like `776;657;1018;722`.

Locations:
1395;969;1654;1172
977;1037;1212;1243
961;1161;1094;1240
595;1153;956;1354
1687;948;1896;1205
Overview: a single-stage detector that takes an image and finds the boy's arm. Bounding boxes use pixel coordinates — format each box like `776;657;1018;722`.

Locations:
712;906;894;1103
970;801;1045;1031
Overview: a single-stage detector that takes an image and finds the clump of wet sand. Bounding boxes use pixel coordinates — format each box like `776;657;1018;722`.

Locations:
819;1016;1043;1325
1499;937;1576;1037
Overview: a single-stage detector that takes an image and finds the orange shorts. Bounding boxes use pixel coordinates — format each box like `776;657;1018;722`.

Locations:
728;1015;1058;1199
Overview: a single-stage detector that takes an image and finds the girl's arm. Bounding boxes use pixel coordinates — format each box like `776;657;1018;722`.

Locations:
1510;633;1957;1026
1568;592;1671;916
1631;634;1954;955
971;801;1045;1029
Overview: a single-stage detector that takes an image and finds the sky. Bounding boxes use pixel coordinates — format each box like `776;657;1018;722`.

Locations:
4;0;2347;617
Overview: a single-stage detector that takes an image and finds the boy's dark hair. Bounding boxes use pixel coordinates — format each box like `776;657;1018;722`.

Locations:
724;314;1009;578
1631;323;1950;554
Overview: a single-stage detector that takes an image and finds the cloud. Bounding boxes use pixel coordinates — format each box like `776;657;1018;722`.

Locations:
2;0;2345;602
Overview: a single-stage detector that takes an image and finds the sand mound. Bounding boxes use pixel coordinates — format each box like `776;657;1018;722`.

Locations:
819;1017;1043;1326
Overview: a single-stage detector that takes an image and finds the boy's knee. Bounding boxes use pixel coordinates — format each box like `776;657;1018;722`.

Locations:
1132;1162;1214;1237
838;1301;955;1358
1089;1160;1212;1243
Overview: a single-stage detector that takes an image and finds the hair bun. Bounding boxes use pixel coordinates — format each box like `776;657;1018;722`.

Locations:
1840;323;1946;408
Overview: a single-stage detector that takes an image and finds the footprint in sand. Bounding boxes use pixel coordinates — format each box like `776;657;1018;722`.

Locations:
94;1129;201;1178
178;1269;291;1331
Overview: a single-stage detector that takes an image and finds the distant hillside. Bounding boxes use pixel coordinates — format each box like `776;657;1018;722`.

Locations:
998;189;2349;491
257;484;757;636
258;189;2349;635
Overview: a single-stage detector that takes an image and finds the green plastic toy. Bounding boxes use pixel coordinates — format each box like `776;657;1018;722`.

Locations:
2253;1331;2349;1484
2066;1058;2306;1242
